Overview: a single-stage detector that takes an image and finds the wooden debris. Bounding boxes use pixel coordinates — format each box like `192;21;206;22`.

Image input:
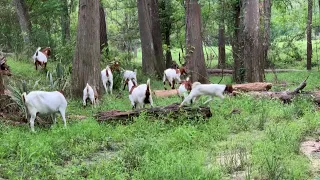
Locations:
206;68;305;75
95;103;212;122
233;82;273;92
153;89;179;97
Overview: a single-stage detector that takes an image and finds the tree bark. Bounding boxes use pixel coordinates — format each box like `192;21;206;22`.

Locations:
61;0;71;45
100;4;108;55
13;0;32;46
232;1;244;83
243;0;264;82
0;73;4;94
185;0;209;83
307;0;313;70
137;0;165;78
72;0;101;98
218;0;226;69
263;0;272;68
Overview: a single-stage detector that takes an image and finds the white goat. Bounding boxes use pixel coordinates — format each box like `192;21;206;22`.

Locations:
123;69;137;90
83;83;98;107
101;66;113;94
179;82;233;107
126;78;153;109
163;67;187;90
22;91;67;132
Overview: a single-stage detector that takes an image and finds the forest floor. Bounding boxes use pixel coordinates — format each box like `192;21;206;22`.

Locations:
0;59;320;179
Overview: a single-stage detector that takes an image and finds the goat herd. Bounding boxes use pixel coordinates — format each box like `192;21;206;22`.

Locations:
18;47;234;132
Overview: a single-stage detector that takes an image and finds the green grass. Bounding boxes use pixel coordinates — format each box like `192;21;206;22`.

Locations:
0;58;320;179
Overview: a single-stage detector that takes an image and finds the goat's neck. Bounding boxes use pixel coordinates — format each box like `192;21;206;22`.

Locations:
128;80;136;92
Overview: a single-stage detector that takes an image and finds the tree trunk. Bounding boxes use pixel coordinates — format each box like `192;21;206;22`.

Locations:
13;0;32;46
263;0;272;68
165;29;173;68
61;0;70;45
243;0;264;82
0;73;4;94
150;0;165;76
218;0;226;69
100;4;108;55
72;0;101;98
185;0;209;83
232;1;244;83
137;0;164;78
307;0;313;70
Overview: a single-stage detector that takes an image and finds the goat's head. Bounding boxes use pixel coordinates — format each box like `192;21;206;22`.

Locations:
110;61;121;72
0;56;11;76
180;77;192;91
179;66;187;76
224;84;233;94
41;47;51;57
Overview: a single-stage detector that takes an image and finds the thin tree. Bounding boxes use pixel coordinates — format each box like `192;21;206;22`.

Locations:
243;0;264;82
61;0;70;45
100;3;108;55
185;0;208;83
72;0;101;97
231;0;244;83
137;0;165;77
13;0;32;46
307;0;313;70
263;0;272;68
218;0;226;69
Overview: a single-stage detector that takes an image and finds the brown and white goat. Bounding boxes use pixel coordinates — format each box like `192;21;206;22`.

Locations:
101;66;113;94
179;82;233;107
83;83;98;107
163;66;187;90
32;47;51;70
125;78;153;109
177;77;192;101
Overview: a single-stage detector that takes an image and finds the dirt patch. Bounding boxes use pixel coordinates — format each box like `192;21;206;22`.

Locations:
300;138;320;177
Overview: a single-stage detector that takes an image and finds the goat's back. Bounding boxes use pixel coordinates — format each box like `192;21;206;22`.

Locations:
32;51;48;63
25;91;67;113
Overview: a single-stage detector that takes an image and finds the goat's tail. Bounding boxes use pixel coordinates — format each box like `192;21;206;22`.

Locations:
86;83;90;94
147;78;151;90
22;92;27;103
192;82;201;89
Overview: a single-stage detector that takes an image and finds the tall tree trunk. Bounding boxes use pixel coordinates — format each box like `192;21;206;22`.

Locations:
263;0;272;68
137;0;165;77
218;0;226;69
14;0;32;46
72;0;101;97
100;4;108;55
185;0;208;83
150;0;165;76
243;0;264;82
61;0;70;45
0;73;4;94
307;0;313;70
165;29;173;68
232;1;244;83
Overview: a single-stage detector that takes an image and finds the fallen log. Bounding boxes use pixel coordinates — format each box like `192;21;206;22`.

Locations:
95;103;212;123
233;82;273;92
207;69;305;75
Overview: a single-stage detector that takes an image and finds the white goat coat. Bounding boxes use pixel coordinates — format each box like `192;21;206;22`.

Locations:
180;82;227;107
163;68;182;89
23;91;67;132
83;83;96;106
178;84;189;99
101;66;113;94
32;47;47;63
128;79;153;109
123;70;137;84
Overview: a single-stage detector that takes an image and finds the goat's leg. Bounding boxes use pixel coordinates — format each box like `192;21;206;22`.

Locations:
30;114;36;132
35;61;38;70
180;94;194;107
51;113;57;124
216;93;225;100
109;80;113;95
59;108;67;128
203;96;213;105
102;80;108;93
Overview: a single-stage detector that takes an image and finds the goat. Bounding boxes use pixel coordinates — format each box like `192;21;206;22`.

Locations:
177;77;192;101
32;47;51;70
125;78;153;109
83;83;98;107
123;69;138;90
163;66;187;90
101;66;113;94
179;82;233;107
22;91;67;132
